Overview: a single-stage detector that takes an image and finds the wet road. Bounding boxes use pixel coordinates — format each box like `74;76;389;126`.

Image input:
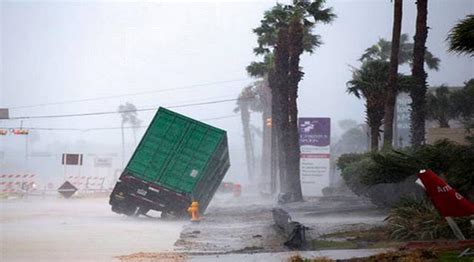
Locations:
0;197;184;262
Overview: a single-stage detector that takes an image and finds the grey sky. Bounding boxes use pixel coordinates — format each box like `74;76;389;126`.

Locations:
1;0;473;182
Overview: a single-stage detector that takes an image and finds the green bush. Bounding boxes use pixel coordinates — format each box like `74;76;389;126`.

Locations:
362;140;474;200
386;198;472;240
337;140;474;207
339;157;373;196
336;152;370;171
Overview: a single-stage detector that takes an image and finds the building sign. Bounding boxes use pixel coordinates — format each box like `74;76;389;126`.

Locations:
299;118;330;197
62;153;83;166
396;93;411;147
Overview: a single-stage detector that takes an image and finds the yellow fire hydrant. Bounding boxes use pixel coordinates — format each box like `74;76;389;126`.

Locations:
187;201;200;222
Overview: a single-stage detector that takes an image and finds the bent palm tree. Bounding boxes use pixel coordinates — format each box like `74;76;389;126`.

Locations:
347;61;390;151
118;102;142;167
235;84;262;182
360;34;440;70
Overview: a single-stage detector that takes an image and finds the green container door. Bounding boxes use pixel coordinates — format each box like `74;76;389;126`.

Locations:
125;107;228;195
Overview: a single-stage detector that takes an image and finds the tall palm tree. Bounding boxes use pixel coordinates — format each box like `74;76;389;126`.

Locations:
383;0;403;150
253;78;274;193
410;0;429;147
271;25;291;193
234;84;263;182
447;15;474;56
118;102;142;167
286;1;335;199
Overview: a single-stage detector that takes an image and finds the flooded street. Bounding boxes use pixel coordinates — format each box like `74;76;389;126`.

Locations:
0;197;184;262
1;194;390;261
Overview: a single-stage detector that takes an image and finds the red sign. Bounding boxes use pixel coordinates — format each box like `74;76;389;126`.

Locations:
417;169;474;217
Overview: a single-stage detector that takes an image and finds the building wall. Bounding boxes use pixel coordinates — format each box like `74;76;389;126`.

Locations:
426;128;471;145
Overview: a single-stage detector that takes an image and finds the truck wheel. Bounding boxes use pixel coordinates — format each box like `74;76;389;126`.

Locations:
137;207;150;216
161;210;170;219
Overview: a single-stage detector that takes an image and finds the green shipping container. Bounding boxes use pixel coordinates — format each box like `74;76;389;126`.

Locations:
109;107;230;217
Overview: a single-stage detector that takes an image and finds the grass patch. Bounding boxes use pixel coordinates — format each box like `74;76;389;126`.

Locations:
292;249;474;261
439;251;473;262
320;226;387;241
310;240;357;250
314;226;401;250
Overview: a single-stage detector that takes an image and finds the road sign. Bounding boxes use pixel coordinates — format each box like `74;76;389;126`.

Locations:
57;181;78;198
0;109;9;119
62;153;83;165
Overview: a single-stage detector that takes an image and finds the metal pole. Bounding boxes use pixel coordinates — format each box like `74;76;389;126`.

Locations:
445;217;466;240
121;122;125;168
25;131;29;172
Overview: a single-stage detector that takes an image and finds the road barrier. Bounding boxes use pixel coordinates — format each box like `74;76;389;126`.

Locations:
0;174;37;194
67;176;106;191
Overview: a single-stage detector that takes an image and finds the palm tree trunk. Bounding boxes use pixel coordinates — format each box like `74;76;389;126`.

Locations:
240;103;255;182
410;0;428;147
272;26;290;193
268;71;279;195
439;118;450;128
286;16;304;201
383;0;403;150
370;126;379;151
260;77;273;194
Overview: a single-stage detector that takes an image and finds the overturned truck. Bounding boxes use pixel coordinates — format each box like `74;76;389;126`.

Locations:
110;107;230;217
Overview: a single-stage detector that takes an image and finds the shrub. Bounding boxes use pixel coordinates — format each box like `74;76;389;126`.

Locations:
339;157;373;196
386;198;472;240
336;152;370;171
337;140;474;207
361;140;474;200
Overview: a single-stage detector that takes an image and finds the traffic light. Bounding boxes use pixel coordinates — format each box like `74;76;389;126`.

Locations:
266;117;272;127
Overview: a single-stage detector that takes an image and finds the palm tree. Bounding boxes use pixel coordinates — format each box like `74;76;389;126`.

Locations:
360;33;440;149
347;61;390;151
286;1;335;199
451;79;474;127
410;0;428;147
250;0;335;199
271;24;291;194
360;34;440;70
118;102;142;167
447;15;474;56
234;84;263;182
253;78;274;193
426;86;456;128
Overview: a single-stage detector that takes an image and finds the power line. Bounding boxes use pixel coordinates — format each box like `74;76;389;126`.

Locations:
7;97;246;120
8;78;251;110
0;114;239;131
